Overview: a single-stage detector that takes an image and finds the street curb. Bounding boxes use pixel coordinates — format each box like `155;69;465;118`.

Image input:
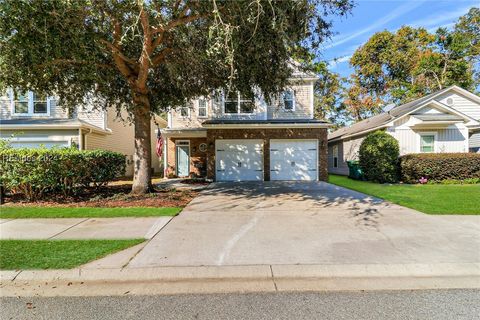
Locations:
2;263;480;283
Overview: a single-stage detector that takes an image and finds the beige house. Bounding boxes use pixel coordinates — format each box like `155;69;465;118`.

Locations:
0;90;166;176
161;69;331;182
328;86;480;175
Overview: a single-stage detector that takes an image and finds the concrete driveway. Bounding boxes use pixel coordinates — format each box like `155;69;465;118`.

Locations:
128;182;480;267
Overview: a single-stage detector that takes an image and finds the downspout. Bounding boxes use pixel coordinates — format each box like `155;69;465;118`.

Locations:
83;128;93;150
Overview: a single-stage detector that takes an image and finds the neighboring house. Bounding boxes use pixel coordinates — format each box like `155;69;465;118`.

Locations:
0;89;166;176
161;69;330;181
328;85;480;175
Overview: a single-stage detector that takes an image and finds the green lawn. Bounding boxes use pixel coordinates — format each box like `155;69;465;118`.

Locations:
329;174;480;215
0;206;181;219
0;239;144;270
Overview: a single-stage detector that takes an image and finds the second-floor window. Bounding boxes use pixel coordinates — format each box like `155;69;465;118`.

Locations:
224;92;255;114
282;89;295;111
10;90;51;116
198;99;208;118
179;103;190;118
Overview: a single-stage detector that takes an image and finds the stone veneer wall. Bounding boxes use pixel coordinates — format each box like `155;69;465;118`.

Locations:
206;128;328;181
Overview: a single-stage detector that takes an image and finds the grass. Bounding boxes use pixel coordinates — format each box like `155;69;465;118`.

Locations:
0;239;144;270
0;206;182;219
329;174;480;215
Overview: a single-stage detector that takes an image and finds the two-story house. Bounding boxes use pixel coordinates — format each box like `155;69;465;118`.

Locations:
0;89;166;176
328;85;480;175
161;70;330;181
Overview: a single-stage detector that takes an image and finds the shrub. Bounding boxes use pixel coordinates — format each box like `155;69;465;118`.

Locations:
400;153;480;183
359;130;400;183
0;148;125;200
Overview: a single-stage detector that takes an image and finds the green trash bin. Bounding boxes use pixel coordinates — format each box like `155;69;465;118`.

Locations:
347;161;364;180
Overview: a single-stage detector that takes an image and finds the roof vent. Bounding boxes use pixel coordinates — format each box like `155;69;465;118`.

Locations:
446;98;454;105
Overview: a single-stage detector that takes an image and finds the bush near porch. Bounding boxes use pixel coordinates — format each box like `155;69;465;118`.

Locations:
358;131;400;183
400;153;480;183
0;148;125;200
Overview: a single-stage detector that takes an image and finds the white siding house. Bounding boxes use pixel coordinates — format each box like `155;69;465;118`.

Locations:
328;86;480;175
0;89;166;176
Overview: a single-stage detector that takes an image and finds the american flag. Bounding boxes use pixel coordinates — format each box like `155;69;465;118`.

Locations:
156;129;163;158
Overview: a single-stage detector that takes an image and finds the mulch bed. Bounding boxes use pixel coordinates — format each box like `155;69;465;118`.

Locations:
2;185;198;208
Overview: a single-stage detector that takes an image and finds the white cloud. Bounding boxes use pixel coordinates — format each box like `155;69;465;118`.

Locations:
325;0;425;49
410;4;473;30
328;55;353;68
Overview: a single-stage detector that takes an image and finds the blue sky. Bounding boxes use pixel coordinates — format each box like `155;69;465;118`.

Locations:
323;0;479;77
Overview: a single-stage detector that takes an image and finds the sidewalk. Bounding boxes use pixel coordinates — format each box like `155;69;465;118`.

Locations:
0;217;172;240
1;263;479;297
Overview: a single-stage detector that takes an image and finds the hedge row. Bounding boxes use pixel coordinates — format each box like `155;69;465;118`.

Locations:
0;148;126;200
399;153;480;183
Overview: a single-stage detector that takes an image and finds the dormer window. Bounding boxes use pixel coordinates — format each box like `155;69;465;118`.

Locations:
10;89;51;116
224;92;255;114
282;89;295;111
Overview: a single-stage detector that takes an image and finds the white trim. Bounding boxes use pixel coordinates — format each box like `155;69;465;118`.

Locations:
179;105;191;118
281;89;296;112
332;144;339;168
175;140;190;177
389;100;476;127
203;122;330;129
167;109;173;128
0;123;111;134
222;91;256;115
310;83;314;119
197;98;208;118
163;136;168;177
418;131;438;153
10;89;51;117
160;128;207;138
463;126;470;152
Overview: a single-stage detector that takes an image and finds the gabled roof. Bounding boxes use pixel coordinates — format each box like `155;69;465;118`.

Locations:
328;86;480;141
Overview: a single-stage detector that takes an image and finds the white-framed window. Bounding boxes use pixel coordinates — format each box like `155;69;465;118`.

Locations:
419;132;436;153
223;91;255;114
9;89;51;116
198;99;208;118
282;89;295;111
179;103;190;118
333;144;339;168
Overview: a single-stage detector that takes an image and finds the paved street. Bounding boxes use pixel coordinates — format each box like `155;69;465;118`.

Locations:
128;182;480;267
2;289;479;320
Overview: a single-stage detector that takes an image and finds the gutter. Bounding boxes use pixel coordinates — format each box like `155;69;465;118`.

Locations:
0;123;111;135
202;123;331;129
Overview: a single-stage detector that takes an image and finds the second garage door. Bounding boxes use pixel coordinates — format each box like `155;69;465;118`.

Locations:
216;140;264;181
270;140;318;181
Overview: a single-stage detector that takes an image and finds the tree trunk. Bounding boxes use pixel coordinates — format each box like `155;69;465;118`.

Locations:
131;96;152;194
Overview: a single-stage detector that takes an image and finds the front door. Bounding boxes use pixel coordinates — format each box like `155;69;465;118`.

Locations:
176;142;190;177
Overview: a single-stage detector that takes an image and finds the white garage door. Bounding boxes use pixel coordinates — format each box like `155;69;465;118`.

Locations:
270;140;318;181
216;140;263;181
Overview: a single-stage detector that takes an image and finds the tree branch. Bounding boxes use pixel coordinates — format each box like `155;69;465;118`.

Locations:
152;48;174;67
137;4;154;92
